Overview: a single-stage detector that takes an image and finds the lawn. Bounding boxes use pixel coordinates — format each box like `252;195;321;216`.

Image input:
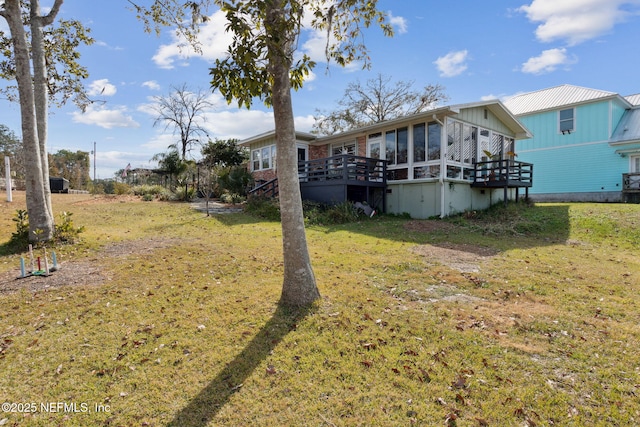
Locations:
0;192;638;426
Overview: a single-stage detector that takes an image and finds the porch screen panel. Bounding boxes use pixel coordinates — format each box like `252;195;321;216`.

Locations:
427;122;441;160
462;125;477;165
413;123;426;162
446;122;462;162
386;130;396;165
491;134;503;159
504;137;515;159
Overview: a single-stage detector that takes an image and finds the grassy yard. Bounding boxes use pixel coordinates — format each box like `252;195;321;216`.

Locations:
0;192;638;426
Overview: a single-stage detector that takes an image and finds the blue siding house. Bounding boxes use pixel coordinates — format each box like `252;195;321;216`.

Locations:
504;85;640;202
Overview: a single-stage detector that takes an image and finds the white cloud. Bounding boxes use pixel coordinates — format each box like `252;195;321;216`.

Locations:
71;104;140;129
87;79;117;97
142;80;161;91
521;47;576;74
152;10;234;69
434;50;469;77
388;11;408;34
518;0;640;45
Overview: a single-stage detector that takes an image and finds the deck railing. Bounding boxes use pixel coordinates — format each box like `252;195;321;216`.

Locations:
623;173;640;193
298;154;387;184
248;178;279;198
471;159;533;187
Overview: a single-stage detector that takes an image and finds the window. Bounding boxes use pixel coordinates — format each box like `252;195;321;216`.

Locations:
559;108;574;133
331;141;356;156
427;122;441;161
397;127;408;164
385;130;396;165
251;145;275;171
413;123;426;162
631;155;640;173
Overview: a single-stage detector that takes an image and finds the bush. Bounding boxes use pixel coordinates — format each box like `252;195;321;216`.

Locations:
171;186;196;202
8;209;84;247
217;166;253;196
244;196;281;221
54;211;85;244
220;192;245;204
113;182;131;195
244;198;376;225
131;185;172;201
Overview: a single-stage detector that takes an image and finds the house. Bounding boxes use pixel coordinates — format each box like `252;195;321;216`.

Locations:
240;100;533;218
503;84;640;202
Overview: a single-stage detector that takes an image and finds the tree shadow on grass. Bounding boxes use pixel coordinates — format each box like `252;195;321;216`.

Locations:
167;303;315;427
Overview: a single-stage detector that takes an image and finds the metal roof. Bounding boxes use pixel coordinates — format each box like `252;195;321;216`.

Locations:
610;108;640;144
625;93;640;106
504;84;623;116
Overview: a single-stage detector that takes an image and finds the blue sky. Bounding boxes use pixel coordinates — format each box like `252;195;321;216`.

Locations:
2;0;640;179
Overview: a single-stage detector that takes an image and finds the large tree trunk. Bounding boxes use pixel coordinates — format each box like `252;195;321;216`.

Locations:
4;0;54;241
267;4;320;307
31;0;55;221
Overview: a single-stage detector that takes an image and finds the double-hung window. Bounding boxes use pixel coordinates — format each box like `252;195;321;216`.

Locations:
251;145;276;171
559;108;574;133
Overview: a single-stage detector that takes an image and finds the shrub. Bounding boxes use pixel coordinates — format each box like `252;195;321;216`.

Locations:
217;166;253;196
244;198;376;225
220;192;245;204
113;182;132;195
8;210;84;247
171;186;196;202
54;211;85;244
244;195;281;221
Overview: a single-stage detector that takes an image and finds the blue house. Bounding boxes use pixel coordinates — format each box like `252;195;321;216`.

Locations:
504;85;640;202
242;100;533;218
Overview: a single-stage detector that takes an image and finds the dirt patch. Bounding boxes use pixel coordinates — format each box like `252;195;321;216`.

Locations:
0;238;179;294
411;242;499;273
0;261;106;294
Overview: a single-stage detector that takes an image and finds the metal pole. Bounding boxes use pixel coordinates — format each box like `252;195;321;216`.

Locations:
5;156;12;202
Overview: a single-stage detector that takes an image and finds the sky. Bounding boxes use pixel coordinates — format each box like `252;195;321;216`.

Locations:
2;0;640;180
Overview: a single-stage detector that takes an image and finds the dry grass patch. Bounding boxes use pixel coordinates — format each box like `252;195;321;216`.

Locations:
0;198;639;426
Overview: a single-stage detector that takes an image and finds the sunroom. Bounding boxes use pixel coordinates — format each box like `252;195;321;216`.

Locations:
242;100;533;219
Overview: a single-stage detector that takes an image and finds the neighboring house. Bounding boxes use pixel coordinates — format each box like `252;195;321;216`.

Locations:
240;100;532;218
504;84;640;202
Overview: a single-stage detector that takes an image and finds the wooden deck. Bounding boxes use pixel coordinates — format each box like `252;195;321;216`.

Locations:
298;155;387;209
622;172;640;202
470;159;533;202
249;156;534;208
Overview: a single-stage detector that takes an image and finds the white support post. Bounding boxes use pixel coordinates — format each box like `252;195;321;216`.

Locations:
5;156;12;202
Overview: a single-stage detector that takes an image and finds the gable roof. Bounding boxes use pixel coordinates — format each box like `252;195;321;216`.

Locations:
313;100;532;143
504;84;629;116
610;108;640;145
239;100;532;148
238;130;316;146
625;93;640;106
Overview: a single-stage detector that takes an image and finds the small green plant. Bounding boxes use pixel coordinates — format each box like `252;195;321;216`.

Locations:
141;193;154;201
54;211;85;244
220;192;245;204
12;209;29;239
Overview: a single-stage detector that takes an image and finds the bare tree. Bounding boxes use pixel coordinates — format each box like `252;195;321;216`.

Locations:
313;74;449;135
152;83;213;160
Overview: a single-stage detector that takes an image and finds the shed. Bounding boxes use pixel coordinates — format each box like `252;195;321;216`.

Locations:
50;177;69;193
